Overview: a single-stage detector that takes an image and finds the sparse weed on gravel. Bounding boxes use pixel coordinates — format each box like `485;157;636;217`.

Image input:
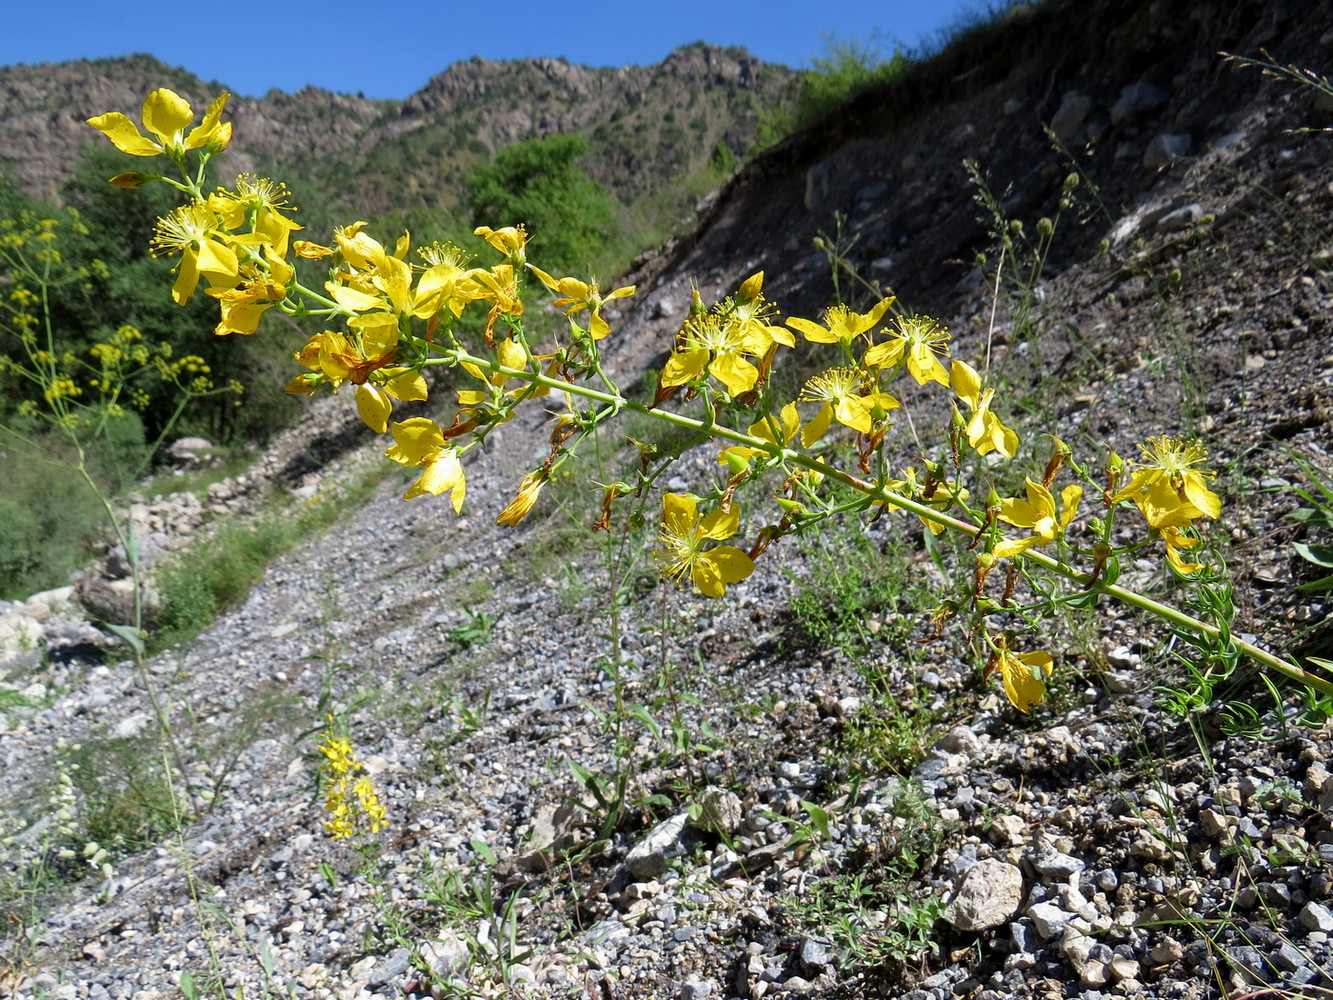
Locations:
787;518;940;772
782;780;946;987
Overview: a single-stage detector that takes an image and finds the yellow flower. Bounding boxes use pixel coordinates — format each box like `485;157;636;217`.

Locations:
655;493;755;598
951;359;1019;458
993;645;1053;713
385;418;466;509
527;265;635;340
355;369;428;433
992;478;1083;558
874;466;970;535
317;723;388;839
207;249;293;335
786;296;893;346
228;176;302;257
497;471;548;526
863;314;952;387
798;367;899;442
1111;436;1221;521
474;225;528;263
719;402;801;466
87;89;231;158
151;201;241;305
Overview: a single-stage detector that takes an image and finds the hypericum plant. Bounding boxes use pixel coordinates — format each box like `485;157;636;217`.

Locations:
316;717;387;839
84;87;1333;713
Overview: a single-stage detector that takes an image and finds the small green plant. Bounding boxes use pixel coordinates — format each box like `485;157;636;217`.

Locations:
783;781;944;985
409;840;536;993
443;605;497;649
1288;451;1333;593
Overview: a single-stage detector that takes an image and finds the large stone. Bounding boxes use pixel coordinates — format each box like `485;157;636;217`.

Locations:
625;813;690;879
689;787;743;835
1111;81;1170;124
1050;91;1095;143
944;859;1024;931
1144;132;1191;169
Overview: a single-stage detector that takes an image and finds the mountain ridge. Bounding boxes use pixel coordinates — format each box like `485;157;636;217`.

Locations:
0;45;795;218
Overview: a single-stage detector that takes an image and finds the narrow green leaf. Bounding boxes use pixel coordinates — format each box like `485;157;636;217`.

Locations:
104;622;145;655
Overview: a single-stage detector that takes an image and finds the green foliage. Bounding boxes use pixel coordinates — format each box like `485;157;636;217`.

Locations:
1288;452;1333;593
783;782;944;984
787;518;938;773
151;467;387;650
152;496;337;650
466;134;614;273
0;434;114;598
756;35;913;148
62;737;179;853
0;402;156;597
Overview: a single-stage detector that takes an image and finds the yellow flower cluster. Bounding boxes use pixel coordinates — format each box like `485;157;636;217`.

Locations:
317;724;388;840
83;85;1252;716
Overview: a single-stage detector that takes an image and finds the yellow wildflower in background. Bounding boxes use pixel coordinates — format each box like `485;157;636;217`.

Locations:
317;722;387;840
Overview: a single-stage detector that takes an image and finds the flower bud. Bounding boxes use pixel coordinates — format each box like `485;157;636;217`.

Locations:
109;171;152;189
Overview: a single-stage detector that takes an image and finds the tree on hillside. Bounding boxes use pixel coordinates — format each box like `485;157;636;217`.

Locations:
466;134;614;274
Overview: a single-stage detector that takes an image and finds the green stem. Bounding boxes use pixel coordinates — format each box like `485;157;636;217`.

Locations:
438;348;1331;696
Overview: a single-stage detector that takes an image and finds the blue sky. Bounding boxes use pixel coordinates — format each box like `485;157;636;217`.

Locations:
4;1;1000;99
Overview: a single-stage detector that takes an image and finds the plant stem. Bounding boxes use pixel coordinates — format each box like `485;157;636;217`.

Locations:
441;348;1332;696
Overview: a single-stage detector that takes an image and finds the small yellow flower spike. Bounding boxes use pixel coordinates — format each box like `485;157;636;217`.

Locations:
655;493;755;598
385;418;466;510
317;722;388;839
87;89;231;159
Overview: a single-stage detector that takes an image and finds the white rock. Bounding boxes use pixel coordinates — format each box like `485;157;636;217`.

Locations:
944;859;1024;931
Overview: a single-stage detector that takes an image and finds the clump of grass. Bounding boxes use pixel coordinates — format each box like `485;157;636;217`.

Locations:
787;517;939;772
783;781;944;987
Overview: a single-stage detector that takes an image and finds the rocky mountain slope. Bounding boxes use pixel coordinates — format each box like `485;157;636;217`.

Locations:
0;46;793;216
3;0;1333;997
